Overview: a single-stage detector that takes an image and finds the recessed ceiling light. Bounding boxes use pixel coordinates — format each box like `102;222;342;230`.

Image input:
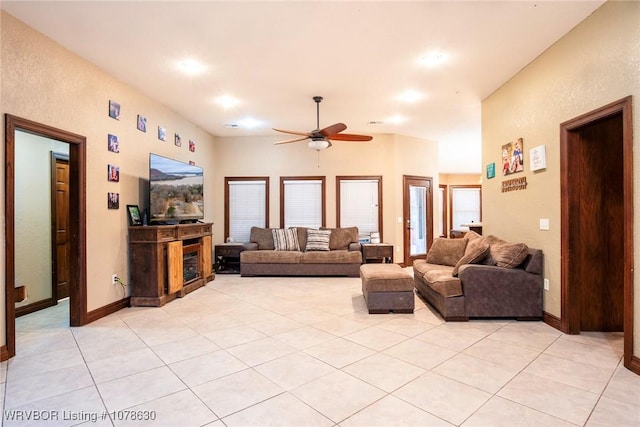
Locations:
237;117;262;129
224;123;239;129
368;120;384;125
176;58;206;76
418;51;448;68
397;90;424;103
215;95;240;109
387;114;408;124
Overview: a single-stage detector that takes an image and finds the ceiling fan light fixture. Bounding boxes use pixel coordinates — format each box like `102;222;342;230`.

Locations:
308;139;330;151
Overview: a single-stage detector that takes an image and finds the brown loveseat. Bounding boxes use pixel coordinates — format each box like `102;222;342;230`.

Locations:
413;232;543;321
240;226;362;277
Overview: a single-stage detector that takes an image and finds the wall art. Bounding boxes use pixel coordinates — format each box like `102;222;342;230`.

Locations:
137;115;147;132
109;100;120;120
501;137;524;176
108;134;119;153
108;192;120;209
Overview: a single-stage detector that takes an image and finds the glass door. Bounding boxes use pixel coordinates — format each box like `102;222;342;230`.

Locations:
403;176;433;266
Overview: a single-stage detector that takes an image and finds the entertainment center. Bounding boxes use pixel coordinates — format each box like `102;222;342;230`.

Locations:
128;222;214;306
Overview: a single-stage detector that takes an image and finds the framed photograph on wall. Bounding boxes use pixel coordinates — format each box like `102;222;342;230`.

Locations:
137;115;147;132
108;134;119;153
530;145;547;171
126;205;142;226
109;100;120;120
189;139;196;152
107;164;120;182
108;192;120;209
158;126;166;141
175;133;182;147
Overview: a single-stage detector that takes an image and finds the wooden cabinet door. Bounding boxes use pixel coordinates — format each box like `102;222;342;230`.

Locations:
167;241;183;294
201;235;212;279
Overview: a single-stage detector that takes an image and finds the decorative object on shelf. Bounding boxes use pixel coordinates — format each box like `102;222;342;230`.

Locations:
502;137;524;176
370;232;381;244
137;115;147;132
127;204;142;226
530;145;547;171
108;134;119;153
109;100;120;120
189;139;196;152
486;162;495;179
107;164;119;182
158;126;166;141
174;133;182;147
107;192;119;209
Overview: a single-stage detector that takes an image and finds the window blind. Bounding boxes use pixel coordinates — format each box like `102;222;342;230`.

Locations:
283;179;322;228
228;180;266;242
451;187;481;231
340;179;379;237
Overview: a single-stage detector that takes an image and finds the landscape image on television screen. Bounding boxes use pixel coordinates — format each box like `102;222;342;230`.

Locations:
149;154;204;221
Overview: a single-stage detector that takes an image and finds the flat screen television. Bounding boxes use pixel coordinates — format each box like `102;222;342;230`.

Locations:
149;153;204;223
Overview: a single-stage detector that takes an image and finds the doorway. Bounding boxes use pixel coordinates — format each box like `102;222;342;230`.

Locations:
4;114;88;360
52;153;71;300
402;175;433;267
560;96;634;369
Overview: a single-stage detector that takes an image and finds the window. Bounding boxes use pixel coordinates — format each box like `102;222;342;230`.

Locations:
337;176;382;240
450;185;481;232
225;177;269;243
280;176;325;228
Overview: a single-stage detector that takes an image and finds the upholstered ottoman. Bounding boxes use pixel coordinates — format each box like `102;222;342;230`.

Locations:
360;264;414;314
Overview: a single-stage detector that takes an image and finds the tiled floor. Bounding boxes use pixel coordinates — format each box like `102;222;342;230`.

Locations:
1;273;639;426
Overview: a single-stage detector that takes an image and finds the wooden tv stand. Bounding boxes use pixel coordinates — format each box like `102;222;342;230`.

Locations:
128;223;214;307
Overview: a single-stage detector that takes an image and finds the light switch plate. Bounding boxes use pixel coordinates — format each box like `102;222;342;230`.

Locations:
539;218;550;230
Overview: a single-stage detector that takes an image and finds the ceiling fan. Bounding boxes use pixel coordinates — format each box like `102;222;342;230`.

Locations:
273;96;373;151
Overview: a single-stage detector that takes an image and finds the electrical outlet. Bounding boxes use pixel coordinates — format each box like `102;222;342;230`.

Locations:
544;278;550;291
112;274;118;285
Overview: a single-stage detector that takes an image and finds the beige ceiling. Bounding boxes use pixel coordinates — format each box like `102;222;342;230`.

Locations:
1;1;604;173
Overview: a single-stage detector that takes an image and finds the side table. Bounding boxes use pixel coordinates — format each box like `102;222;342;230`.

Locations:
361;243;394;263
214;243;244;274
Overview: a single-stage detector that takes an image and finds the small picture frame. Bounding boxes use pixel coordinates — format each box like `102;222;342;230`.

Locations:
175;133;182;147
108;164;120;182
189;160;195;166
530;145;547;172
108;192;120;209
189;139;196;152
109;100;120;120
127;205;142;225
108;134;119;153
137;115;147;132
158;126;166;141
486;162;496;179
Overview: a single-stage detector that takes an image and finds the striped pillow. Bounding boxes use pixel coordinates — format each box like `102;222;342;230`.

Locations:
305;229;331;251
272;228;300;251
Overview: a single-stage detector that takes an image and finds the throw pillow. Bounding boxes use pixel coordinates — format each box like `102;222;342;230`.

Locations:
250;226;275;250
464;230;482;241
272;228;300;251
452;239;490;276
320;227;359;250
425;238;468;267
305;229;331;251
481;235;529;268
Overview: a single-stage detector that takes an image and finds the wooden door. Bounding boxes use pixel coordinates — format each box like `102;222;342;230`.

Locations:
402;176;433;266
51;153;70;300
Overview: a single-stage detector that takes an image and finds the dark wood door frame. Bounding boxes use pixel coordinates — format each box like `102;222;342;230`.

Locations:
560;96;635;372
402;175;433;267
4;114;87;360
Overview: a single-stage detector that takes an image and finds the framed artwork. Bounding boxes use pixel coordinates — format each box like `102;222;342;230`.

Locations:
530;145;547;171
189;160;195;166
137;115;147;132
158;126;166;141
189;139;196;152
108;134;119;153
501;137;524;176
486;162;496;179
107;192;120;209
127;205;142;226
108;164;119;182
109;100;120;120
175;133;182;147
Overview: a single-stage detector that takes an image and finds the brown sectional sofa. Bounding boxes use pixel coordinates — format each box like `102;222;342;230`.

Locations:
240;226;362;277
413;232;543;321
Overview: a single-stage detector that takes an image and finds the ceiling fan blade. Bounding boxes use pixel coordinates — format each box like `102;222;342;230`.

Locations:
327;133;373;141
273;128;312;137
274;136;310;145
319;123;347;137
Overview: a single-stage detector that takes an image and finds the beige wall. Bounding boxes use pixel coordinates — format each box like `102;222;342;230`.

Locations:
1;11;217;345
213;133;440;263
482;1;639;353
